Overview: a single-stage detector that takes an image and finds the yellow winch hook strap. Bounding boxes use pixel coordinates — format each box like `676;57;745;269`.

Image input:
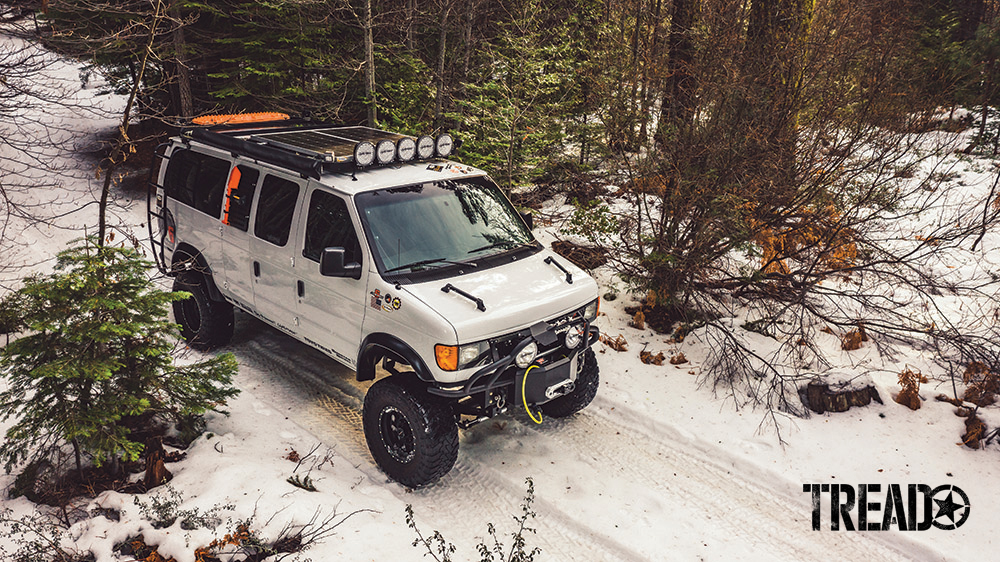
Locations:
522;365;543;425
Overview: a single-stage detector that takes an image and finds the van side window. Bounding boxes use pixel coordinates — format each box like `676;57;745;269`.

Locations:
223;165;260;232
163;149;229;218
254;174;300;246
303;190;362;263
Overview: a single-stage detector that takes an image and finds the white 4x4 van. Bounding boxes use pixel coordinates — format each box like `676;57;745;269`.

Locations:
148;115;601;487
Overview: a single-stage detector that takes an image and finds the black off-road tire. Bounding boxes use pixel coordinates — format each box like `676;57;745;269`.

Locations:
541;348;599;418
172;271;234;350
363;377;458;488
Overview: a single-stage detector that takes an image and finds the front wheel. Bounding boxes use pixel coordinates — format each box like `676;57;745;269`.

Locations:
541;348;599;418
363;377;458;488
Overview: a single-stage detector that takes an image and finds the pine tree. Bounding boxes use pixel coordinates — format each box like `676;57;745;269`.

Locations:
0;239;239;478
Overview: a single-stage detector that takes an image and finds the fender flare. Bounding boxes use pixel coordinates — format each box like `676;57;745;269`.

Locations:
170;244;225;302
356;333;434;383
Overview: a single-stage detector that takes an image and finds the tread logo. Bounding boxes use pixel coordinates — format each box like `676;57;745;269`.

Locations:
803;483;969;531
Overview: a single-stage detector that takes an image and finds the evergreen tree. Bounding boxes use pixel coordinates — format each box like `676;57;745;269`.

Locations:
0;239;239;478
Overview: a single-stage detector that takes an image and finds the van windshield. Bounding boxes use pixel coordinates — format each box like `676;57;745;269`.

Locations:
355;177;535;276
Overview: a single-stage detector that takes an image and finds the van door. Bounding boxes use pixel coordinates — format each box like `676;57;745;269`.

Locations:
220;164;260;306
296;187;368;366
249;172;303;334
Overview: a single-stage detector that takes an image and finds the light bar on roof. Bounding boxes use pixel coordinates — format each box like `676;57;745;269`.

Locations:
224;122;456;170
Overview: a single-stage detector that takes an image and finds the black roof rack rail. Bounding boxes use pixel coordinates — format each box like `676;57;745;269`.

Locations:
185;127;326;179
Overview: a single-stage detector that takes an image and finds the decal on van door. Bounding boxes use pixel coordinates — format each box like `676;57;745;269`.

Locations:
370;289;402;312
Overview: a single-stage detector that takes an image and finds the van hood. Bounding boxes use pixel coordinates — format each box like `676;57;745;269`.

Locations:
400;249;597;343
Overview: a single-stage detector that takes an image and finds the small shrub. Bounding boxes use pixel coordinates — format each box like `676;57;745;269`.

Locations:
640;350;665;366
599;333;628;352
286;474;317;492
841;330;864;351
408;478;540;562
197;508;366;562
630;309;646;330
962;414;987;449
1;509;93;562
133;488;232;530
962;361;1000;407
894;368;928;410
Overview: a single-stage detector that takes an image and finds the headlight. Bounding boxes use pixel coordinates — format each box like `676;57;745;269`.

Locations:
515;342;538;368
583;298;599;322
459;341;490;368
564;328;583;349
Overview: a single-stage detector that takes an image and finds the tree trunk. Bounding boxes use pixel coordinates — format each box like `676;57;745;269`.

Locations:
656;0;699;145
72;438;83;481
171;3;193;119
741;0;814;202
434;2;453;128
363;0;377;127
462;0;475;83
406;0;416;51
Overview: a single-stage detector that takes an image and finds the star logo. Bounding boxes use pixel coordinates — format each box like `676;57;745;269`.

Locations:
930;485;970;530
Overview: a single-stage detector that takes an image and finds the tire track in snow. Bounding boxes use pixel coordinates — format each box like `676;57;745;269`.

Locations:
513;401;935;562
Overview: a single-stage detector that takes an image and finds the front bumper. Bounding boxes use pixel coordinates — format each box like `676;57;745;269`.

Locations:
427;320;599;404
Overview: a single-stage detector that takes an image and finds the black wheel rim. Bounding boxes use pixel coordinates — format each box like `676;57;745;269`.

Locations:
181;295;202;333
379;406;416;464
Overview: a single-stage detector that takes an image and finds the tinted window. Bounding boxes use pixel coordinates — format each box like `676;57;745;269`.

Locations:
163;149;229;218
254;175;300;246
303;190;361;264
223;165;259;232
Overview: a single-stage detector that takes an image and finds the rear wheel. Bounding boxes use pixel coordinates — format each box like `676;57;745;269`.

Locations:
363;377;458;487
172;271;234;350
541;348;599;418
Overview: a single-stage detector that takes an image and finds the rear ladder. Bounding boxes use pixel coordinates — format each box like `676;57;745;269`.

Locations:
146;142;171;275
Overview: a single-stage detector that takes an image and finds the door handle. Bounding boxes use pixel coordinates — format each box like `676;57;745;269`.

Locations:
297;280;305;297
253;261;260;277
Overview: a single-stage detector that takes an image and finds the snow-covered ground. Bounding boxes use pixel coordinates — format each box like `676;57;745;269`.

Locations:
2;33;999;562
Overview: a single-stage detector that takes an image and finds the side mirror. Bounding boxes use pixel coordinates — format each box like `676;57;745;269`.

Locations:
519;210;533;230
320;247;362;279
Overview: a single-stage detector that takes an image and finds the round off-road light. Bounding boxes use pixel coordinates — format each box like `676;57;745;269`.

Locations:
354;141;375;167
564;328;583;349
397;137;416;161
515;342;538;369
435;134;454;157
376;139;396;164
416;135;435;159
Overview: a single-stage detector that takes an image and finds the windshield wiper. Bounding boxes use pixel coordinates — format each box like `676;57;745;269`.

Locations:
468;240;534;255
385;257;476;273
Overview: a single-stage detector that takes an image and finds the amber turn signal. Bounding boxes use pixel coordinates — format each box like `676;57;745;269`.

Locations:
435;344;458;371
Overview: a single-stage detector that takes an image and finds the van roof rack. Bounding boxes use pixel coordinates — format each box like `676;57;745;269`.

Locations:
180;117;455;179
